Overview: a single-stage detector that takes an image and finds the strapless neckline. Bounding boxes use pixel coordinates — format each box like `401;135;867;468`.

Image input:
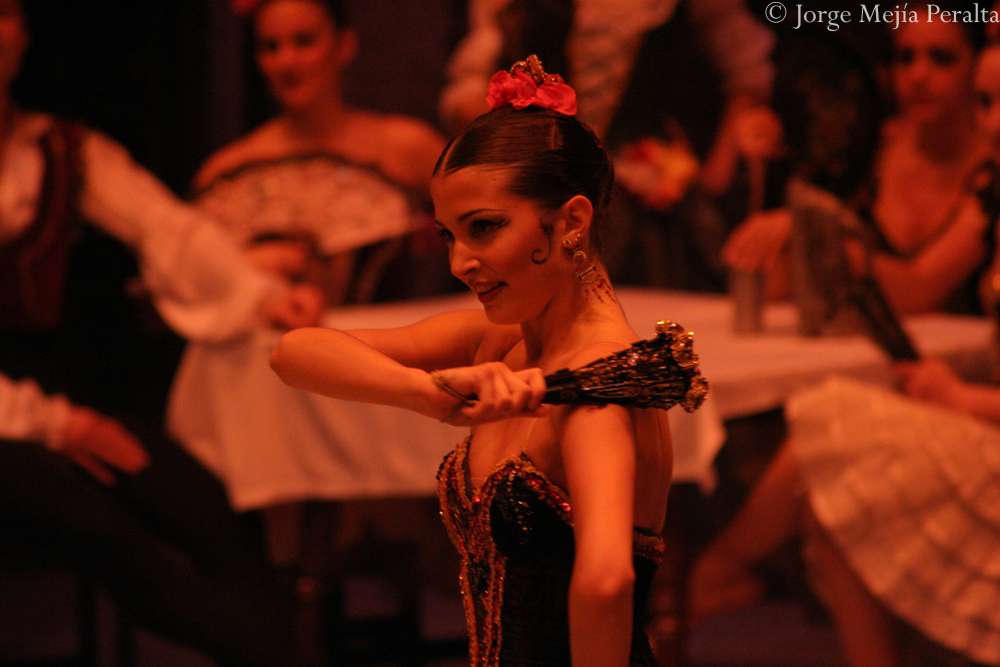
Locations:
458;435;568;505
453;436;664;545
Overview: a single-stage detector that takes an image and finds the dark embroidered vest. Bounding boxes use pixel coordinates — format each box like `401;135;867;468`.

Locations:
0;117;85;332
0;118;182;424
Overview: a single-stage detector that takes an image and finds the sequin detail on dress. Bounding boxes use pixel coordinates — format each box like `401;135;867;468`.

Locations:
437;438;665;667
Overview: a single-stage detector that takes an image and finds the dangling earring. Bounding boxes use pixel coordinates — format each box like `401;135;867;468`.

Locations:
563;235;614;303
562;236;595;283
573;250;598;284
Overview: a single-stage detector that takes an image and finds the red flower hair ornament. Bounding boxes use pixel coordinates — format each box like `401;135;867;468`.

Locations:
486;55;578;116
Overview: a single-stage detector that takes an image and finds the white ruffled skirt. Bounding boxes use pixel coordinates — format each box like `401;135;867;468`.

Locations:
788;376;1000;665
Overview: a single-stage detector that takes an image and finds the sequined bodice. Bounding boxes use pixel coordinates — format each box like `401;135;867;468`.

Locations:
437;437;664;667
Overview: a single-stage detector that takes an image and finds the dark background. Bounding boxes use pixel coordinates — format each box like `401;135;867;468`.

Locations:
13;0;467;195
11;0;899;198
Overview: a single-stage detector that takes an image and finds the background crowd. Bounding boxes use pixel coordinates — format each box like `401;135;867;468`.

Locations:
3;0;1000;666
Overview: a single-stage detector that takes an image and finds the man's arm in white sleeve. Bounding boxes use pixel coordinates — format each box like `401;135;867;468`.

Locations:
76;129;289;343
0;373;71;450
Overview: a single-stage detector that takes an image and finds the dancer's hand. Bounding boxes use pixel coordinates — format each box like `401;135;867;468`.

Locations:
431;363;548;425
722;208;793;273
730;105;784;161
895;357;967;411
260;283;325;330
61;406;149;485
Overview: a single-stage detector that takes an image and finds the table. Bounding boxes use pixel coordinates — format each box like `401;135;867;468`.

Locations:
620;289;995;419
167;288;994;511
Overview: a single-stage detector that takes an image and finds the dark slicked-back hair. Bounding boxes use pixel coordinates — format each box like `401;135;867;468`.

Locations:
434;106;614;254
253;0;352;28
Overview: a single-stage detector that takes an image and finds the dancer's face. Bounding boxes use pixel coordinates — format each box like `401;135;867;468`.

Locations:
431;166;570;325
892;16;976;125
254;0;353;112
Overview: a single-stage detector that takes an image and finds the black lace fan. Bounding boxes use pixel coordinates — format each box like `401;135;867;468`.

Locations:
848;276;920;361
542;321;708;412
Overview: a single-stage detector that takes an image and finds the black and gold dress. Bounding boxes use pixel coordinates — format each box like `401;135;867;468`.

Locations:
436;321;707;666
437;437;664;667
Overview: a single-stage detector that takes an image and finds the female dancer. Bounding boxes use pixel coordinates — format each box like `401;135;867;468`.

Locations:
195;0;447;306
689;38;1000;667
724;5;990;314
175;6;448;663
271;57;706;667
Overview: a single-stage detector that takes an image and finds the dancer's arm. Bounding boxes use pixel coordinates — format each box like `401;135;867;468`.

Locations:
561;399;638;667
270;310;482;416
897;357;1000;424
271;309;545;423
549;343;644;667
868;195;989;313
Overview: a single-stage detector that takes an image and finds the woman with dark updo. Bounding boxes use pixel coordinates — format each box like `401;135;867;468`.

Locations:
271;57;707;667
182;0;451;608
195;0;447;307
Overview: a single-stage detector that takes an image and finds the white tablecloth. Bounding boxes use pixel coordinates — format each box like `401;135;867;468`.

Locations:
167;288;994;510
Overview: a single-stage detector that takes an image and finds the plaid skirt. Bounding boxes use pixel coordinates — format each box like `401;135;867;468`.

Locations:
788;376;1000;665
